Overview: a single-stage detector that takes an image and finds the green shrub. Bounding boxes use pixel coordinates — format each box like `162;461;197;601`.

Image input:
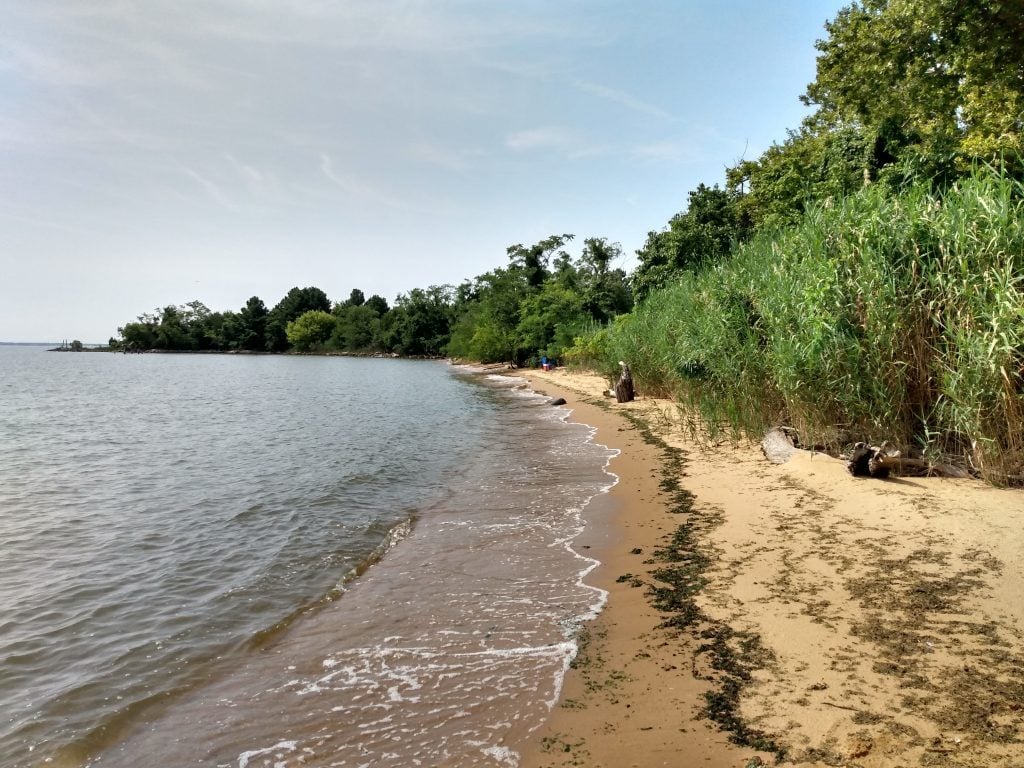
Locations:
606;167;1024;482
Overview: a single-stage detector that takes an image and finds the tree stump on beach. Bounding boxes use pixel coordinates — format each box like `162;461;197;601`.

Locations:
848;443;890;478
614;361;635;403
846;442;971;479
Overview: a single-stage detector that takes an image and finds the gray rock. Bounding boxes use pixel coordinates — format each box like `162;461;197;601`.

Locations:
548;397;567;406
761;428;798;464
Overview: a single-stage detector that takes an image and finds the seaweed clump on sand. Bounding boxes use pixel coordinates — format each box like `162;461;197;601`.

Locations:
619;410;785;759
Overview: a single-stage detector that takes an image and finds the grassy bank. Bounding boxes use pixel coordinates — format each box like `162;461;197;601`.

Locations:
570;168;1024;484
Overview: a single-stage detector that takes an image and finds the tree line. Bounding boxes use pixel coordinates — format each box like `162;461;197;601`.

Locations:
112;235;631;363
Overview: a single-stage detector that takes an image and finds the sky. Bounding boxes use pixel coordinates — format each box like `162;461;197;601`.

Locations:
1;0;848;343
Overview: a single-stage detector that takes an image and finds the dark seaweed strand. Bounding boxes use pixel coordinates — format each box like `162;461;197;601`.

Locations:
616;408;786;759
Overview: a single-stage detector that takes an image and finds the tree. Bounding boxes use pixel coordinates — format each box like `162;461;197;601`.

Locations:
266;286;330;351
507;234;574;289
364;294;389;317
726;125;873;230
578;239;632;323
286;310;337;352
118;311;158;350
516;281;587;361
447;267;528;363
238;296;268;351
331;302;383;351
803;0;1024;180
383;286;454;356
633;185;748;300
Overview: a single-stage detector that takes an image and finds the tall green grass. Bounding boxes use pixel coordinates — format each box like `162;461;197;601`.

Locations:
573;168;1024;483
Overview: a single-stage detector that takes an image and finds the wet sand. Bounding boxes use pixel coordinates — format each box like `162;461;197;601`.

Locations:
515;368;1024;768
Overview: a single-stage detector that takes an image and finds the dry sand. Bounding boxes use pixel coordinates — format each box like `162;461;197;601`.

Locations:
514;368;1024;768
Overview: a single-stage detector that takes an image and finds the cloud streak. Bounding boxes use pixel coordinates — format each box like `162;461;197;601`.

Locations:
504;126;576;152
319;153;407;210
573;79;676;121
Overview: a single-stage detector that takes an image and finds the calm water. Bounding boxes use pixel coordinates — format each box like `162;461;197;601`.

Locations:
0;347;617;767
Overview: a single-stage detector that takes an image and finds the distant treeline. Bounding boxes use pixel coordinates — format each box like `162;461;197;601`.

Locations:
114;0;1024;481
113;235;631;363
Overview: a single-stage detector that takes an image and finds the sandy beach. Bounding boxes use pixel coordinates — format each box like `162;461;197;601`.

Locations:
515;368;1024;768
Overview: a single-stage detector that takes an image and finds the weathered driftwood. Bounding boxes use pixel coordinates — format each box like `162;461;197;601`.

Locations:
847;442;972;479
761;427;799;464
614;361;635;403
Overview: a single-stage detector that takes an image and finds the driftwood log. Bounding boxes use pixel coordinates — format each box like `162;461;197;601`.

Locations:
614;361;635;403
761;427;799;464
847;442;971;479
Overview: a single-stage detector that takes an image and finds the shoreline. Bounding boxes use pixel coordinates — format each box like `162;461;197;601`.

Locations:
513;370;765;768
513;368;1024;768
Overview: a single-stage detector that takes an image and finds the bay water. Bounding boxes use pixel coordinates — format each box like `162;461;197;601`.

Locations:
0;347;617;767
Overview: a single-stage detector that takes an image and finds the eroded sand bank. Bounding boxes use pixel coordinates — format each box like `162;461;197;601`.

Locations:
515;368;1024;768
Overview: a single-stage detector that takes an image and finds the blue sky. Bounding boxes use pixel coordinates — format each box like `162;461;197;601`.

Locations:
1;1;848;343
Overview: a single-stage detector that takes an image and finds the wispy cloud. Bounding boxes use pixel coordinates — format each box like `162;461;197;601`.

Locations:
223;153;278;197
407;142;480;173
184;167;236;210
504;127;607;160
573;79;676;121
630;141;698;163
505;126;575;152
319;153;405;209
0;208;106;237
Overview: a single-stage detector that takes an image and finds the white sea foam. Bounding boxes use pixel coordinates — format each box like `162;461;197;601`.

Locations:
236;740;296;768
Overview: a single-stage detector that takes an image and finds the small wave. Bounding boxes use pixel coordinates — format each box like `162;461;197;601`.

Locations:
335;516;416;592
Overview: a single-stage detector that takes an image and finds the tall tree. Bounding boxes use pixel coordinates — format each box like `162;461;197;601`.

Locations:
803;0;1024;179
238;296;268;351
506;234;574;289
633;184;748;300
265;286;330;352
578;238;632;323
383;286;454;356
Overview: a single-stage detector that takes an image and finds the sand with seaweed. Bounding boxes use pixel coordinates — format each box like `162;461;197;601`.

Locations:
516;368;1024;768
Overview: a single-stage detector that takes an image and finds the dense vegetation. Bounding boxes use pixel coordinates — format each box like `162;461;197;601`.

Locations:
568;0;1024;483
113;0;1024;481
113;237;630;365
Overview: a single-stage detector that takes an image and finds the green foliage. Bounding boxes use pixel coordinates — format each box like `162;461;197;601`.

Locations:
285;310;337;352
633;184;750;300
238;296;269;351
516;282;587;361
447;268;527;363
605;168;1024;482
727;125;875;230
506;234;574;289
117;301;222;351
447;235;633;364
578;238;633;322
331;302;382;352
804;0;1024;179
266;286;331;352
384;286;454;357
